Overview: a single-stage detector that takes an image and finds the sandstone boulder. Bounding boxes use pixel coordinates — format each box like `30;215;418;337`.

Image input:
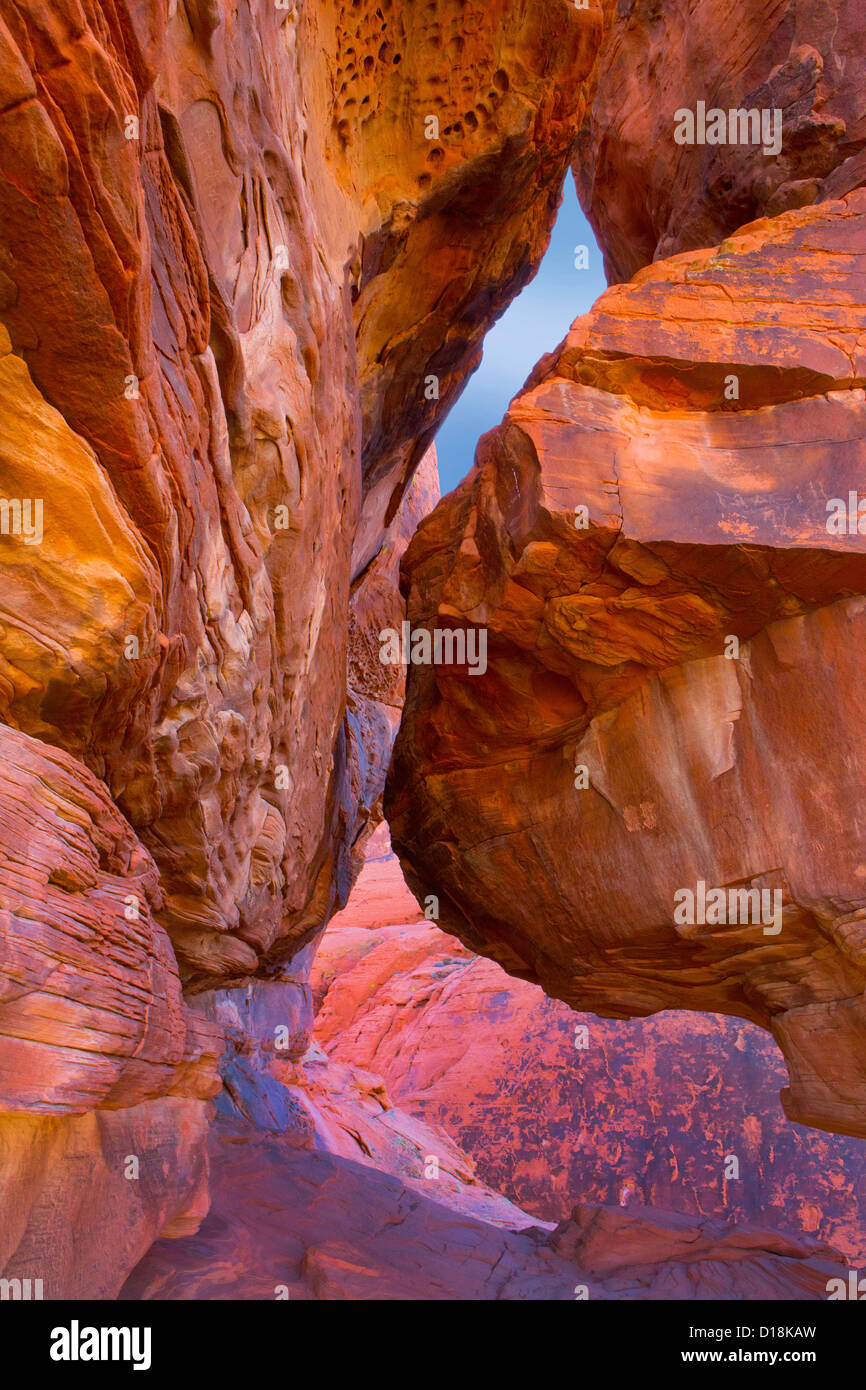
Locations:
388;193;866;1139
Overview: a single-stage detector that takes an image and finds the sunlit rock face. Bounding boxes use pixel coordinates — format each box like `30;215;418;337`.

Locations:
575;0;866;282
313;844;866;1266
0;0;599;989
0;1098;211;1300
387;189;866;1140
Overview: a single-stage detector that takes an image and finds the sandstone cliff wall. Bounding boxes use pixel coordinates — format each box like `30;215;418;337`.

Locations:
0;0;602;1296
387;3;866;1140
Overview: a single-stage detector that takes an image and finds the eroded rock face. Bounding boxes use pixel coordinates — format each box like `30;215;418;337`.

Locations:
0;1097;210;1300
314;843;866;1265
387;191;866;1140
197;1006;540;1231
120;1122;844;1300
121;986;846;1302
0;722;221;1112
343;446;441;892
0;720;220;1298
3;0;865;1304
0;0;599;989
575;0;866;282
0;0;604;1297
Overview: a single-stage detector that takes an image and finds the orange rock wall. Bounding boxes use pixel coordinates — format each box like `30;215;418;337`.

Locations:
387;5;866;1140
0;0;600;988
0;0;602;1298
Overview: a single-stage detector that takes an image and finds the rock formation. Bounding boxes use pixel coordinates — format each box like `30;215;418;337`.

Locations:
315;838;866;1265
0;719;221;1297
0;0;599;989
121;989;847;1301
575;0;866;282
388;195;866;1138
122;1118;846;1300
389;0;866;1139
1;0;865;1303
0;0;604;1298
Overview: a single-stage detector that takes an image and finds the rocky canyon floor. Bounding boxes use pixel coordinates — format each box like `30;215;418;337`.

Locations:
121;830;865;1299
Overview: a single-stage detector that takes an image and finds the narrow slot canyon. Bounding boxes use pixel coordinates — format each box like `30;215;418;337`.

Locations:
0;0;865;1334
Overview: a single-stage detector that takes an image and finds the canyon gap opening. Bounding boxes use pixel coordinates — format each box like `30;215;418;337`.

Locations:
433;181;606;494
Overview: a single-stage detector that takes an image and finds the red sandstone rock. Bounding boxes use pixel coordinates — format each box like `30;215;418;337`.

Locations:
0;720;219;1298
193;942;539;1231
119;954;848;1301
3;0;865;1308
313;844;866;1265
0;0;602;1298
0;723;221;1113
343;446;441;884
121;1115;844;1300
111;926;850;1300
575;0;866;282
0;1097;211;1300
0;0;600;989
387;192;866;1141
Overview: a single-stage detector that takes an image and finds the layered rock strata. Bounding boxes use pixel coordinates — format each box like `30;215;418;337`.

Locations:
388;190;866;1139
122;992;847;1302
0;0;599;987
0;0;599;1296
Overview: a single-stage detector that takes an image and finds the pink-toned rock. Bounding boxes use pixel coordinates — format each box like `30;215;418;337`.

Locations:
575;0;866;282
115;847;853;1301
0;0;602;1299
194;951;533;1230
0;1097;211;1299
313;844;866;1265
3;0;865;1308
0;723;220;1113
121;1115;845;1300
120;1021;846;1301
0;720;219;1299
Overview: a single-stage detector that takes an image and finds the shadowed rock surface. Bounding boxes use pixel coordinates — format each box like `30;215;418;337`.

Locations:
575;0;866;282
118;901;850;1302
120;1066;846;1301
314;840;866;1265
